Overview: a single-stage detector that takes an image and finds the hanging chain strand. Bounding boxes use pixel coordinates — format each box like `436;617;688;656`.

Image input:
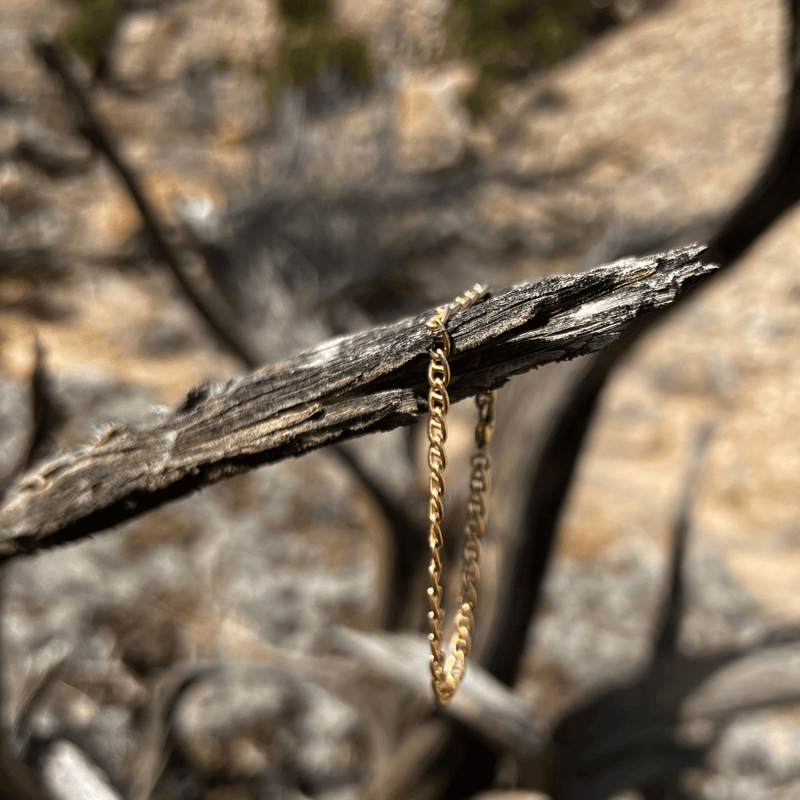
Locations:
425;283;496;706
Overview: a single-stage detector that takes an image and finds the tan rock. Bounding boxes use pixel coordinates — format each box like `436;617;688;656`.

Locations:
0;162;35;215
83;181;139;251
112;0;281;85
209;71;269;148
470;792;553;800
144;168;224;226
111;11;165;86
395;60;478;172
0;317;37;380
0;317;37;486
79;165;223;252
0;28;45;100
336;0;449;67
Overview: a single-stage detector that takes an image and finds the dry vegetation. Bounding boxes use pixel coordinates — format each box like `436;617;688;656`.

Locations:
1;1;800;799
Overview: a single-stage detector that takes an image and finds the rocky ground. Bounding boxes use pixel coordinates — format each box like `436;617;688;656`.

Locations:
1;0;800;798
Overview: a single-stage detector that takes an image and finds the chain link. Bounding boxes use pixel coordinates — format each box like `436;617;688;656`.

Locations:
425;284;496;706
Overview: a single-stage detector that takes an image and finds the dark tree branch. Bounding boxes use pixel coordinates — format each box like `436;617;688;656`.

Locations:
483;345;615;685
431;5;800;797
31;38;265;369
31;36;432;633
0;245;715;560
702;0;800;269
482;0;800;694
654;424;713;656
332;445;428;630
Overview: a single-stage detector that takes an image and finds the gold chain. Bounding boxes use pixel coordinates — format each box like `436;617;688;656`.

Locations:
425;283;496;706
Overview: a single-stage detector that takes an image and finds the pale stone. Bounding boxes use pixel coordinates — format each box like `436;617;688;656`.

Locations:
144;168;224;226
82;179;139;251
209;71;269;148
394;61;478;172
79;166;223;252
111;12;162;85
111;0;282;85
0;162;29;212
41;740;122;800
470;792;554;800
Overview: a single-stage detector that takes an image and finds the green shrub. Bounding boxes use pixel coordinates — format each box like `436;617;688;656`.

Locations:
263;0;372;101
445;0;610;118
60;0;121;66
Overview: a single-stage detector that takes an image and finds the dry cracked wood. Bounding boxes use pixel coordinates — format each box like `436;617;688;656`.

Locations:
0;244;716;560
330;627;547;763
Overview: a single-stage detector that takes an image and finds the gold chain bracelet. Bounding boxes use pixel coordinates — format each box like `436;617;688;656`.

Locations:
425;284;496;706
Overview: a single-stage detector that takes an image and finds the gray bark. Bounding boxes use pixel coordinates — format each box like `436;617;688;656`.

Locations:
0;244;716;560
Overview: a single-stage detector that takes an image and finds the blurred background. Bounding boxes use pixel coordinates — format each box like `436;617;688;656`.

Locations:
2;0;800;798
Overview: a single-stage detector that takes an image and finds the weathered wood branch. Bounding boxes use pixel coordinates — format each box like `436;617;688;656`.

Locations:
330;627;547;763
31;38;426;631
0;244;715;560
32;38;264;368
682;643;800;721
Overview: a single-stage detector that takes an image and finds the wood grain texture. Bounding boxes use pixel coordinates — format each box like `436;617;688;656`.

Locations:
0;244;716;560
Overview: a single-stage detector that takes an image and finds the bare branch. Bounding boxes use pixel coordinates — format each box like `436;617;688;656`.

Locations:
330;627;547;763
681;643;800;721
31;38;264;369
703;0;800;268
654;424;714;655
476;0;800;703
0;245;716;560
30;37;434;632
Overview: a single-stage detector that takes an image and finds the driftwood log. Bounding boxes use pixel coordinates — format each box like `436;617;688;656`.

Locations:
0;244;716;560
